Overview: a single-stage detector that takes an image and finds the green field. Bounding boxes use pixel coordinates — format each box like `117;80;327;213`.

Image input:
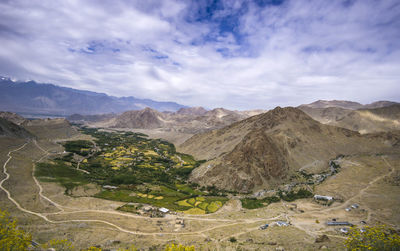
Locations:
176;196;227;214
35;160;88;194
35;127;229;213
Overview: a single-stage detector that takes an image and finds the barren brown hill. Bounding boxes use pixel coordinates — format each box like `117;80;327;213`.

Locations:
0;111;27;125
22;118;78;139
301;99;398;110
110;108;165;129
363;100;399;109
176;106;208;116
299;104;400;134
301;100;364;109
0;117;34;138
90;107;265;135
180;107;398;192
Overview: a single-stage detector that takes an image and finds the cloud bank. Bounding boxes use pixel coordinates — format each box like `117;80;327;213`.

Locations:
0;0;399;109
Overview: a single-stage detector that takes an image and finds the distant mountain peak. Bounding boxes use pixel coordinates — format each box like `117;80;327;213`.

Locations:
300;100;399;110
0;77;186;115
176;107;208;116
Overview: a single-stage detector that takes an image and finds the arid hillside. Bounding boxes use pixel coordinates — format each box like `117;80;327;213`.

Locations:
0;117;34;139
0;111;27;125
299;104;400;134
82;107;266;134
180;107;399;192
300;100;398;110
22;118;78;139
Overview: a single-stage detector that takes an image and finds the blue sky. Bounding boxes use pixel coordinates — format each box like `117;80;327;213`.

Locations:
0;0;399;110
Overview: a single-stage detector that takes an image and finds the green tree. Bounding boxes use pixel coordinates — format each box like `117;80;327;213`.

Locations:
345;225;400;250
165;243;195;251
0;209;32;251
41;239;74;250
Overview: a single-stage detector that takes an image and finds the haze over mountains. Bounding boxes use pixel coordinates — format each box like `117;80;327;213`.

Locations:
0;76;186;115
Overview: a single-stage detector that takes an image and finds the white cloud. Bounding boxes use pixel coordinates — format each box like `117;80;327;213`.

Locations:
0;0;399;110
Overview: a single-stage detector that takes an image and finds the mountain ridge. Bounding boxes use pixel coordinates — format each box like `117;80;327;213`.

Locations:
180;106;397;192
300;99;398;110
0;77;187;115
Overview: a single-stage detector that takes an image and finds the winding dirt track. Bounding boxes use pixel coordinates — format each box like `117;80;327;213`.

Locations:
5;140;389;240
0;141;280;237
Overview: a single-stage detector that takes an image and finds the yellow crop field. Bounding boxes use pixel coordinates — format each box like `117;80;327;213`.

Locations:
187;198;196;205
207;201;222;213
197;202;209;210
144;150;158;156
177;200;192;207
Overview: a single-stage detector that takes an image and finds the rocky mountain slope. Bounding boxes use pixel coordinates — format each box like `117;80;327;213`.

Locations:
22;118;78;139
179;107;398;192
300;100;398;110
0;76;186;115
176;107;208;116
0;118;34;138
0;111;27;125
299;104;400;134
84;107;266;134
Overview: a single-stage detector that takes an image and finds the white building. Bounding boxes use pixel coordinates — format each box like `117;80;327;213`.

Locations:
314;195;333;201
159;207;169;213
276;221;289;227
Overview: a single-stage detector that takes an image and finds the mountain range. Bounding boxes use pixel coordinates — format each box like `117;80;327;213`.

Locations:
0;76;186;115
299;102;400;134
68;106;267;134
300;100;399;110
180;106;400;192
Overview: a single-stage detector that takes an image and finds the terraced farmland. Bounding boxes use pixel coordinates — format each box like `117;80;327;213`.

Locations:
35;127;227;213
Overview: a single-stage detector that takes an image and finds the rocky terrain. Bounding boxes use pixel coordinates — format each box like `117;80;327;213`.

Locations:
22;117;78;139
0;117;34;138
0;111;27;125
180;107;399;192
299;103;400;134
300;100;398;110
77;107;266;134
0;104;399;250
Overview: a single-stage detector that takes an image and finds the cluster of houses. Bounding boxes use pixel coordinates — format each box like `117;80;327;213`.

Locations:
345;203;359;212
259;221;290;230
314;194;366;235
140;206;170;217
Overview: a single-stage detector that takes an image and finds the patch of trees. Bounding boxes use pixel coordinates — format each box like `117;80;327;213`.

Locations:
63;140;94;156
279;188;313;202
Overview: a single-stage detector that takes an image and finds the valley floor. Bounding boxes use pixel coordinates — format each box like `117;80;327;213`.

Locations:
1;137;399;250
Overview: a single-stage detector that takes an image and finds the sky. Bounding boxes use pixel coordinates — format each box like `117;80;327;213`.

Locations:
0;0;399;110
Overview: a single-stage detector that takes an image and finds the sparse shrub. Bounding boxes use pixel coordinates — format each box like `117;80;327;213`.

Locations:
0;209;32;251
0;210;32;251
165;243;195;251
85;247;102;251
117;245;137;251
41;239;74;250
345;225;400;250
229;237;237;243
